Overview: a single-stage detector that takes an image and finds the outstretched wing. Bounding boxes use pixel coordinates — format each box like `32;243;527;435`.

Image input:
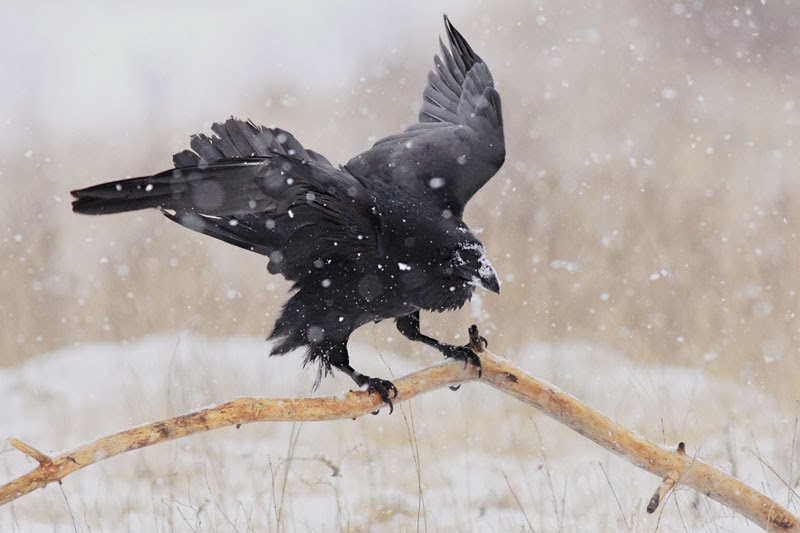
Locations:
71;118;379;281
172;118;333;169
344;15;504;216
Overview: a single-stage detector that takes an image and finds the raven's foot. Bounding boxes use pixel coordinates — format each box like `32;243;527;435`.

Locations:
441;344;482;377
467;324;489;351
354;376;398;415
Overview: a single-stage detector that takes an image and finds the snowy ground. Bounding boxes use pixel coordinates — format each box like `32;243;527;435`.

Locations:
0;334;796;532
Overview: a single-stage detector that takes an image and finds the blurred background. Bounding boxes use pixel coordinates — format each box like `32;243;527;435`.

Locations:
2;1;799;407
2;1;800;529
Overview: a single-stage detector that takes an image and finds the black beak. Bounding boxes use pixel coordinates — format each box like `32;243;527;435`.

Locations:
480;270;501;294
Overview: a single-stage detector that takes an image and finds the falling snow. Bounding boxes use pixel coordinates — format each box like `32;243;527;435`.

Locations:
3;3;799;531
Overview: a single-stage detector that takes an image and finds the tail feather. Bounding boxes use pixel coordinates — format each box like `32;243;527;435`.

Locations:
71;117;332;216
72;159;275;216
70;117;375;280
71;175;177;214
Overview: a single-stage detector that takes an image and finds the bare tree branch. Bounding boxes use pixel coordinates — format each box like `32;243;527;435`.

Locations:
1;329;797;531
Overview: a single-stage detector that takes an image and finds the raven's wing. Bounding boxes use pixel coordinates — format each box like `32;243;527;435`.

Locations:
72;118;379;281
344;15;504;216
172;118;333;169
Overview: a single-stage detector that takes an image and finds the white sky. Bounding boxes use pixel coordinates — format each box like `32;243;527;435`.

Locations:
0;1;476;144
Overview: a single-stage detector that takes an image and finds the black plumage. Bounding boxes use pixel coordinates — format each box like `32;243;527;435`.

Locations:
71;15;505;413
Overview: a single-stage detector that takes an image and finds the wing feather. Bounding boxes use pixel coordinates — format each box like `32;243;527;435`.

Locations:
345;15;504;215
72;118;380;281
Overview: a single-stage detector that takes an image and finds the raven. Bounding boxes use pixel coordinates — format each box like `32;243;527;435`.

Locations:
71;15;505;413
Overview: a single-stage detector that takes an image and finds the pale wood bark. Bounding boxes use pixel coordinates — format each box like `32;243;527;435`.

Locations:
1;330;797;530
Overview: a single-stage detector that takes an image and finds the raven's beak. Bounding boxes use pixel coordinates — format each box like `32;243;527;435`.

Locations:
457;242;500;294
480;268;501;294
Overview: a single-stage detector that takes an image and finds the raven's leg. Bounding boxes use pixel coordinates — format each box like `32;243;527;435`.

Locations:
395;311;482;376
325;340;398;414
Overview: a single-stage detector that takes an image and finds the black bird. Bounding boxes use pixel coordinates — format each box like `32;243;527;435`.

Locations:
71;15;505;413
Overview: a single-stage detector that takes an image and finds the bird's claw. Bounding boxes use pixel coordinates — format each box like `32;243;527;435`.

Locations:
443;344;482;377
362;377;398;415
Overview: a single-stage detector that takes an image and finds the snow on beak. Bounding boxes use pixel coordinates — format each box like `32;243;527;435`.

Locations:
479;264;501;294
455;241;500;294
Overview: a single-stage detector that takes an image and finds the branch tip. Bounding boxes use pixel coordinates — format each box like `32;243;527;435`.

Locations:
647;470;680;514
8;438;52;466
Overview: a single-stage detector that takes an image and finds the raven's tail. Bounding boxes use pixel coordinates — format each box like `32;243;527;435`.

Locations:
71;117;332;216
71;173;182;215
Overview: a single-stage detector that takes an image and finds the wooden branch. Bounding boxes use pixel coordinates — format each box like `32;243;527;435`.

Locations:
1;328;797;531
647;442;684;513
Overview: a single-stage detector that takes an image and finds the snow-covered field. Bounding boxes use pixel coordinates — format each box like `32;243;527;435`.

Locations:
1;334;795;531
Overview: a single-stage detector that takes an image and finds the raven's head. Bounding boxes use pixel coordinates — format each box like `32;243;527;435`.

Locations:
452;242;500;294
